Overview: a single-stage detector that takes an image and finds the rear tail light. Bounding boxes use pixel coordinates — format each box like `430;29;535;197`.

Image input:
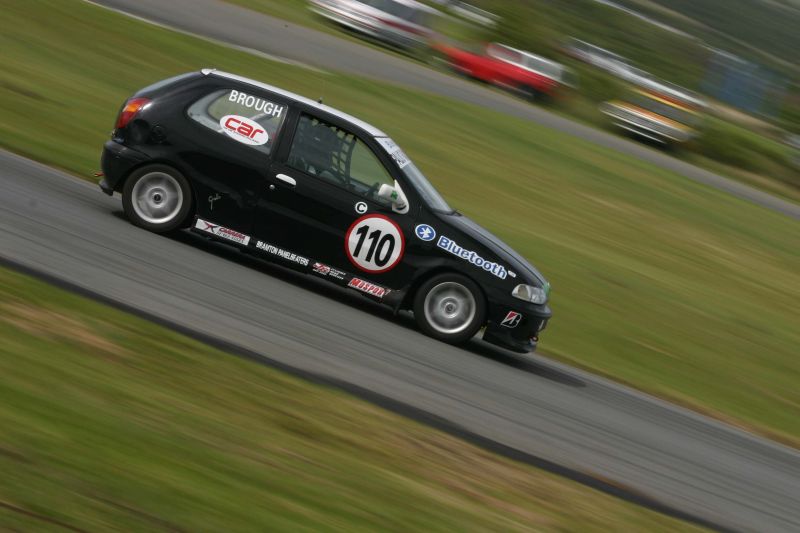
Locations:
115;97;151;129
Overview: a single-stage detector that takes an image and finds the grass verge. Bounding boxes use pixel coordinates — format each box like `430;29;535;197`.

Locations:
0;266;704;531
0;0;799;444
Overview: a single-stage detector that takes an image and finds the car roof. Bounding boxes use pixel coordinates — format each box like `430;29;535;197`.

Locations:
490;43;561;68
385;0;440;14
203;69;388;137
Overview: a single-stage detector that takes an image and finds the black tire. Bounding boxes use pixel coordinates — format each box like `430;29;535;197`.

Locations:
122;165;193;234
413;272;486;344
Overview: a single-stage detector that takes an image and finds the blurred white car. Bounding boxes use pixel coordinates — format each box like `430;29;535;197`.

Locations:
309;0;438;50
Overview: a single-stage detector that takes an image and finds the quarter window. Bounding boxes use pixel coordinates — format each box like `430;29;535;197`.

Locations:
187;89;287;154
287;114;394;202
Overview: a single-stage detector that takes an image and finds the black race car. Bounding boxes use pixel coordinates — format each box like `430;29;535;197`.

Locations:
99;69;552;352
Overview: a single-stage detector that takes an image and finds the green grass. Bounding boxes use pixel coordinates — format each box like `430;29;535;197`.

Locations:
1;0;800;446
0;267;704;531
611;0;800;70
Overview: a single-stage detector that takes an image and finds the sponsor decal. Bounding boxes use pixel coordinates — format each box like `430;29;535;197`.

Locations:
375;137;410;169
436;236;507;279
219;115;269;146
312;262;346;280
256;241;309;266
227;90;285;117
414;224;436;242
501;311;522;328
345;214;405;273
195;218;250;245
348;277;389;298
312;262;331;275
354;201;368;214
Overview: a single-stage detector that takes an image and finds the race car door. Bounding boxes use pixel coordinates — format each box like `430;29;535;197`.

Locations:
179;87;289;233
252;111;417;289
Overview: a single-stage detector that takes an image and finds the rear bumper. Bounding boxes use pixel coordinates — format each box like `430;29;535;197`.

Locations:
99;140;149;195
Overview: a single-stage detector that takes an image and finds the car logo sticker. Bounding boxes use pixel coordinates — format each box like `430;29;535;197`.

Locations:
355;201;368;214
219;114;269;146
345;214;405;273
501;311;522;328
414;224;436;241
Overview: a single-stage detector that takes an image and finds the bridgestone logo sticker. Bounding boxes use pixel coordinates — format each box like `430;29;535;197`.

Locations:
195;219;250;245
501;311;522;328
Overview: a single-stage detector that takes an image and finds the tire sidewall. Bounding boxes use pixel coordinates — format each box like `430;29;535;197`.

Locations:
122;164;193;233
413;272;486;344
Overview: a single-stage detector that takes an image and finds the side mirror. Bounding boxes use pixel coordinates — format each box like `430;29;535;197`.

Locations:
377;182;409;214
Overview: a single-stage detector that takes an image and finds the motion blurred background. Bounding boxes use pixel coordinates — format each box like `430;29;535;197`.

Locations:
0;0;798;530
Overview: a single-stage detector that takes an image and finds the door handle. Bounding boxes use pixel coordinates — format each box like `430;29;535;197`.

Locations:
275;173;296;187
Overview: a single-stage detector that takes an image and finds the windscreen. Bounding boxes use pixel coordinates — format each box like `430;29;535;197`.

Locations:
375;137;452;213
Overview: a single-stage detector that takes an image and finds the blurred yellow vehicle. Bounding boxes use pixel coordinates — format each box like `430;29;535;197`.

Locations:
601;84;705;144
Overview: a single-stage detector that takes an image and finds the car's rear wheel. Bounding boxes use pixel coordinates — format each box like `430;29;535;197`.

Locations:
413;273;486;344
122;165;193;233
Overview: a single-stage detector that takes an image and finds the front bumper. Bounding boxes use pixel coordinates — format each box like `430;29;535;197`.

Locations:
482;299;551;353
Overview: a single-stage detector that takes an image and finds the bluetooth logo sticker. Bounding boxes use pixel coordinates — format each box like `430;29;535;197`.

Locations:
415;224;436;242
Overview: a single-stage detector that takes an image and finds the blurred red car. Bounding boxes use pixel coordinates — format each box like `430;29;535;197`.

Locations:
434;42;576;100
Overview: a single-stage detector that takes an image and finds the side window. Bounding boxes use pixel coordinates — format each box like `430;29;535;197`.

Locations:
287;114;394;202
187;89;287;155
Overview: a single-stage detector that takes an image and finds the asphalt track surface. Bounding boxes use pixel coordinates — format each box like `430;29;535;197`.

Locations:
89;0;800;221
3;150;800;531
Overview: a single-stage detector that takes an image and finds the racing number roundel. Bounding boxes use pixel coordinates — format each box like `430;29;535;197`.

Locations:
345;214;405;273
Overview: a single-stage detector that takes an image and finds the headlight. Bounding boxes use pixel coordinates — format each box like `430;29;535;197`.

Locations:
512;284;548;305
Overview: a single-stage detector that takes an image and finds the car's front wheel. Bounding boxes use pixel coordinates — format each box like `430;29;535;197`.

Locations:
122;165;193;233
413;273;486;344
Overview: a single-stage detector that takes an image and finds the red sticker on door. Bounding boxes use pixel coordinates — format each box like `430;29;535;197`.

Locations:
345;214;405;273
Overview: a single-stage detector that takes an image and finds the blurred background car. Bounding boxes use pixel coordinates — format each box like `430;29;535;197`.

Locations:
563;38;630;78
433;41;577;100
309;0;439;50
601;83;705;144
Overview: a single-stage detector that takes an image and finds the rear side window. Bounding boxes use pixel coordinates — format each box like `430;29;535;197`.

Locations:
487;44;522;65
187;89;287;154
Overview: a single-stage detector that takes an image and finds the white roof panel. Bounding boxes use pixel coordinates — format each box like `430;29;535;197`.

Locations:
204;69;388;137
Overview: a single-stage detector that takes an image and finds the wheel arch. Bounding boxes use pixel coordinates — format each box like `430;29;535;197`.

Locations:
399;266;489;320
